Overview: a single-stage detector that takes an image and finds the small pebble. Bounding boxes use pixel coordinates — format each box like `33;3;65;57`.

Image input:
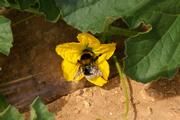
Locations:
120;96;126;103
74;108;80;114
83;101;91;108
76;96;84;102
140;89;155;102
74;89;84;96
109;112;113;115
114;90;118;94
147;107;153;115
134;99;140;104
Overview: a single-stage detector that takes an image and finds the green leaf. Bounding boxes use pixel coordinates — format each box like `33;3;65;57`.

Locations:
0;96;54;120
0;16;13;56
125;13;180;82
0;0;20;8
59;0;180;33
0;95;8;112
125;0;180;28
38;0;60;22
0;0;10;7
16;0;36;9
30;97;55;120
1;0;180;33
0;106;24;120
1;0;60;21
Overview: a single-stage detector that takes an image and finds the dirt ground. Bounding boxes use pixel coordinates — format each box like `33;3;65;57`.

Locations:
0;9;180;120
48;74;180;120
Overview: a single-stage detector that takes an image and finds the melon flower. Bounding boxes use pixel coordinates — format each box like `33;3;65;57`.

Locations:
56;33;116;86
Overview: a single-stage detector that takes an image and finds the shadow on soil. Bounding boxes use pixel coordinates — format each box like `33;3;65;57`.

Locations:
0;10;85;112
145;72;180;100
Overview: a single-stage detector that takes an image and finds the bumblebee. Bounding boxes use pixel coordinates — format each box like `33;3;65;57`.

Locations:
76;49;102;80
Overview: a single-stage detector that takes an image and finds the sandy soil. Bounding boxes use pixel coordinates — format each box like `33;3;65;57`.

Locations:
49;74;180;120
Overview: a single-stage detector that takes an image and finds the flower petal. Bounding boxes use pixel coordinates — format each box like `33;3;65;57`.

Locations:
77;33;100;49
94;43;116;63
87;76;107;86
61;60;81;81
97;60;109;80
56;42;83;63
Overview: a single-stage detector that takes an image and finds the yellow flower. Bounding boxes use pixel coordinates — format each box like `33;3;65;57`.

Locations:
56;33;116;86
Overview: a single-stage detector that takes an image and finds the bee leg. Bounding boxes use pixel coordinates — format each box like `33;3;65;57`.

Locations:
94;54;102;61
77;60;82;64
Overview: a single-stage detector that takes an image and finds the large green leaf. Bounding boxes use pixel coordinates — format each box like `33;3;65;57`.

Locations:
0;16;13;56
0;106;24;120
30;97;54;120
59;0;180;33
125;13;180;82
123;0;180;82
1;0;179;33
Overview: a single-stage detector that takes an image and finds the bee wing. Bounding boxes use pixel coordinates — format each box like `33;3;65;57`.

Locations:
74;69;84;81
84;66;102;81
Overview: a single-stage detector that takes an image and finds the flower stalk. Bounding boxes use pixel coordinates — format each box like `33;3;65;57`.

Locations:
113;55;129;120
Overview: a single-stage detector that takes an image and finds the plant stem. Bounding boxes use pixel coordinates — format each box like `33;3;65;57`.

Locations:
113;55;129;120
